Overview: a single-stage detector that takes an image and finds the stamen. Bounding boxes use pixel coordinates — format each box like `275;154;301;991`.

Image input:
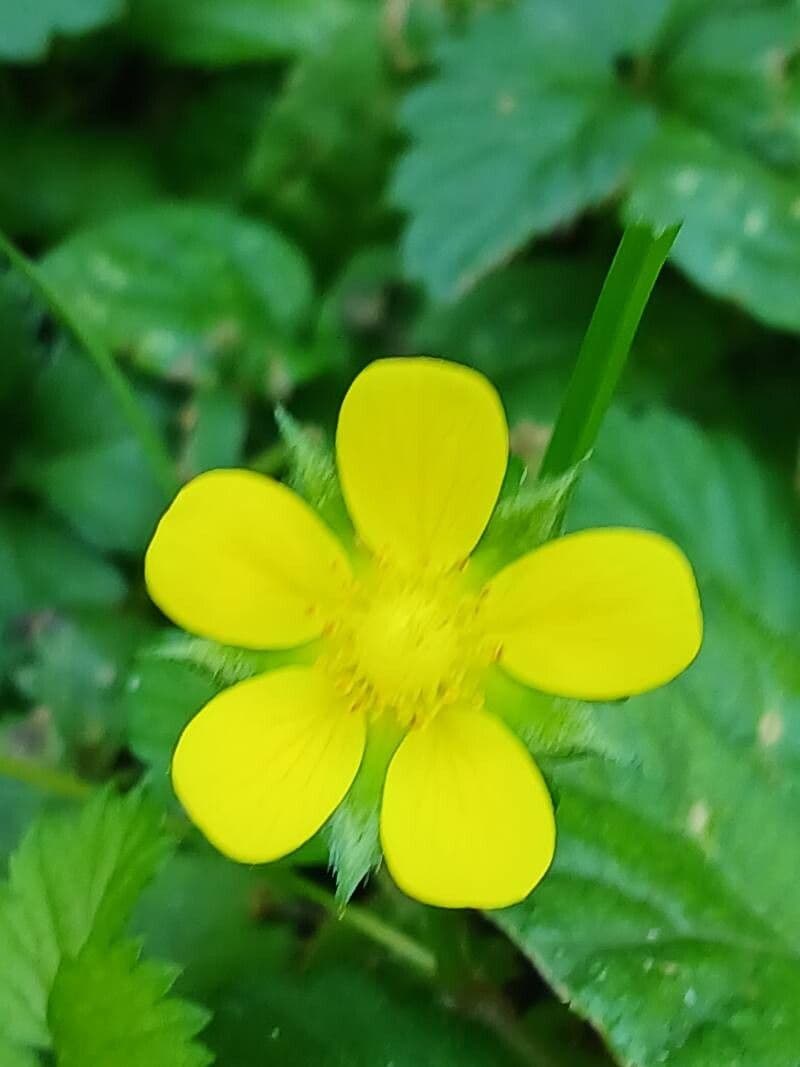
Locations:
316;559;492;728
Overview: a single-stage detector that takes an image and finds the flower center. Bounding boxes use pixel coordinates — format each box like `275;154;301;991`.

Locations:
319;561;492;727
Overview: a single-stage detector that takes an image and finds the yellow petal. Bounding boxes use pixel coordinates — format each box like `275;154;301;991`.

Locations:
145;469;352;649
336;358;508;570
480;527;703;701
381;707;555;908
172;666;365;863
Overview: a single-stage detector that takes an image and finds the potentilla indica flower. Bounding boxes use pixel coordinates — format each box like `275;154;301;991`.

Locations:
145;358;702;908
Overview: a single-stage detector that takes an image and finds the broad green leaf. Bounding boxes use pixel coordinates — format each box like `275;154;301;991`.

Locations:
12;611;151;759
125;0;354;65
40;203;315;392
0;507;124;623
393;0;660;298
49;942;212;1067
0;0;123;61
0;790;169;1048
626;120;800;332
492;407;800;1067
12;341;166;553
134;852;291;997
134;852;519;1066
125;653;221;797
395;0;800;332
0;1039;38;1067
205;961;521;1067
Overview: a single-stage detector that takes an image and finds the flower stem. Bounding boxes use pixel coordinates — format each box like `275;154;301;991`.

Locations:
539;222;680;479
0;754;92;800
0;228;177;499
277;869;438;977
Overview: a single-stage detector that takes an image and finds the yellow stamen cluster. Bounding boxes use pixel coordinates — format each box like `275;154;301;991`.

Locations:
318;559;495;728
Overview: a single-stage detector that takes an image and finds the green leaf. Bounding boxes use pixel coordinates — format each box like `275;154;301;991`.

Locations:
0;0;123;61
205;961;521;1067
0;507;124;623
626;120;800;332
40;203;315;392
134;852;291;998
12;342;166;553
0;1039;38;1067
49;942;212;1067
125;0;354;66
12;611;151;759
395;0;800;332
393;0;660;298
135;853;516;1066
0;789;169;1048
491;407;800;1067
125;653;223;797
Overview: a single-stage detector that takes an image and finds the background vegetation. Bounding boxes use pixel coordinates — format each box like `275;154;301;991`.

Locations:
0;1;799;1065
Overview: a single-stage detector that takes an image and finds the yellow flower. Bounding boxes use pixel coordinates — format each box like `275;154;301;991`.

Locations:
145;358;702;909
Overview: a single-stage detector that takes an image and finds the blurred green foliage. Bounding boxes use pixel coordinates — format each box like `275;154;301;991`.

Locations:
0;1;798;1065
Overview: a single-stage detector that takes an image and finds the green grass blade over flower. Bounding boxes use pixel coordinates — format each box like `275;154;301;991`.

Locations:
540;223;679;479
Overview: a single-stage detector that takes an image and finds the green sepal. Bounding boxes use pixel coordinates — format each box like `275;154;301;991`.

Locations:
327;716;404;904
142;629;315;687
126;631;315;798
49;940;212;1067
275;406;354;545
470;460;582;581
484;668;622;764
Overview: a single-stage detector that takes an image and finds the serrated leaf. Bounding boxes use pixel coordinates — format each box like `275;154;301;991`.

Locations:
0;0;123;61
491;406;800;1067
395;0;800;333
0;790;169;1048
40;203;315;392
49;941;212;1067
393;0;660;299
125;0;354;65
626;120;800;332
